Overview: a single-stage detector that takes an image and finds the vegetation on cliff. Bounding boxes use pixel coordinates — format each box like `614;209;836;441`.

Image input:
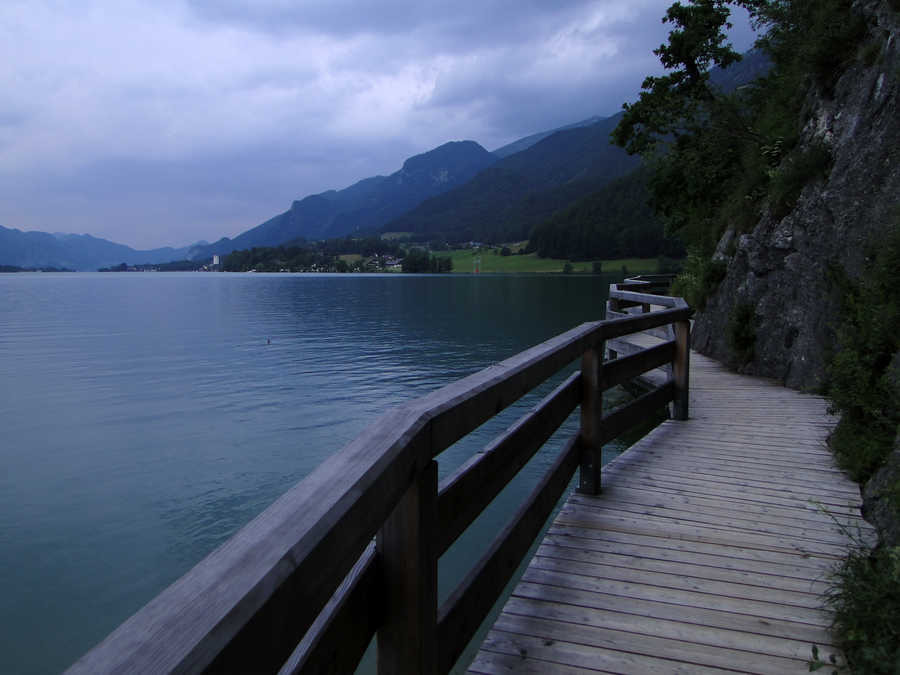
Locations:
613;0;870;306
615;1;899;669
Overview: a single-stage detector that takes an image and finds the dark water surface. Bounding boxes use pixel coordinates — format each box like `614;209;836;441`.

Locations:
0;272;624;674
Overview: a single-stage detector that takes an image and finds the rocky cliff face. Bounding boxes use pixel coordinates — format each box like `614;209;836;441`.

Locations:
693;0;899;390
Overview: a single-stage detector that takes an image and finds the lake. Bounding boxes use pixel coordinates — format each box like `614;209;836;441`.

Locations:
0;272;630;674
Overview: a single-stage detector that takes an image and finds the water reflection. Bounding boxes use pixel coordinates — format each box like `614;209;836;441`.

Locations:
0;272;623;674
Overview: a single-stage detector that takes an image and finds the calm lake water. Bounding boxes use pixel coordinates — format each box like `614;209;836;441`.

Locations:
0;272;629;674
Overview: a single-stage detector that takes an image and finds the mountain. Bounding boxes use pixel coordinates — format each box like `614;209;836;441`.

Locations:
0;226;193;271
194;140;497;257
528;166;684;261
491;115;605;158
381;113;641;243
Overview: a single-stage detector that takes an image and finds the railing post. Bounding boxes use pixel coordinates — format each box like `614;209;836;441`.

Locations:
377;461;438;675
673;320;691;420
577;344;603;495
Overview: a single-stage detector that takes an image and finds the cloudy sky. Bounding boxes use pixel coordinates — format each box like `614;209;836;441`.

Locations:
1;0;755;249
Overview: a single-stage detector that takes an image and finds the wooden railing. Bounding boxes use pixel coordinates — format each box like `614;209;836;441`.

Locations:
67;279;691;675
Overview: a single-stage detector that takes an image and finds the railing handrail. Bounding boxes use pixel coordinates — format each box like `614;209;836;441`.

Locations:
67;281;691;675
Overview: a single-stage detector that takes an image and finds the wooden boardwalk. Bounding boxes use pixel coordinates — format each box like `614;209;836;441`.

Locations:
469;347;873;674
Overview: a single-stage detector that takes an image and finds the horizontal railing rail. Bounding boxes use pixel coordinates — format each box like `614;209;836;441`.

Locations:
67;279;691;675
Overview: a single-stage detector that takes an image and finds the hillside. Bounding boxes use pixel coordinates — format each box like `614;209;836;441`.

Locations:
0;226;194;271
528;167;682;261
382;114;640;243
193;140;496;257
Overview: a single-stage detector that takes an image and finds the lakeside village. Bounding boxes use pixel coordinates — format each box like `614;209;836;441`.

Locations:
91;239;655;275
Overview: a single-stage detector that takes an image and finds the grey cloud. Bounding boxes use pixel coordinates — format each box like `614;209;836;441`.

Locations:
1;0;757;249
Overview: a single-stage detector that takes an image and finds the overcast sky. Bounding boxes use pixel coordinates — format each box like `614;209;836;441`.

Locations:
1;0;755;249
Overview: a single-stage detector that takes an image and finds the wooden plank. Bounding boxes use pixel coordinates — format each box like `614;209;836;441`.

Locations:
468;648;603;674
278;545;380;675
596;382;674;446
542;527;835;578
377;461;438;674
489;608;821;674
525;554;825;609
501;595;836;662
532;542;829;595
515;572;831;628
553;507;849;558
478;629;735;675
673;320;690;419
436;372;581;555
567;484;860;531
578;346;603;495
515;571;832;645
602;340;675;391
609;288;683;308
437;435;580;674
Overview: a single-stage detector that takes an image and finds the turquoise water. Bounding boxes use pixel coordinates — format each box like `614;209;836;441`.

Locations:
0;272;623;674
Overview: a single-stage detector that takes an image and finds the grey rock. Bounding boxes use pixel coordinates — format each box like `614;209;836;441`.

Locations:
693;1;900;389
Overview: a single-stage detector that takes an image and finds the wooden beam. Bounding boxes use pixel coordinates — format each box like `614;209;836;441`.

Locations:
673;320;691;420
278;545;381;675
602;341;676;391
578;347;603;495
67;404;432;675
436;372;581;556
377;461;438;675
597;382;675;446
436;435;581;674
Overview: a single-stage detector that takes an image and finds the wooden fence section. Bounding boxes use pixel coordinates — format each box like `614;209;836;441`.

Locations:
469;311;874;673
67;279;690;675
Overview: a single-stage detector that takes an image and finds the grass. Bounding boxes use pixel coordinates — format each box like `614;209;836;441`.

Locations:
443;248;660;275
822;544;900;673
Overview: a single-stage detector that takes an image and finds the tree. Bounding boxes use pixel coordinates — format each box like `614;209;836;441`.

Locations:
612;0;744;156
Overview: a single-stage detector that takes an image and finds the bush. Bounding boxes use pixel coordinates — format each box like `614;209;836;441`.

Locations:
728;302;758;366
768;142;833;220
670;250;727;310
826;221;900;482
824;545;900;674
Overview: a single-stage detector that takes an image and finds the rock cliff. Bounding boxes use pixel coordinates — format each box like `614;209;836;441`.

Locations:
693;0;899;390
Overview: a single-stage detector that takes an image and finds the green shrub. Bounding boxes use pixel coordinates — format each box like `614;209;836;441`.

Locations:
826;220;900;482
670;250;727;310
825;545;900;674
768;141;833;220
727;302;758;365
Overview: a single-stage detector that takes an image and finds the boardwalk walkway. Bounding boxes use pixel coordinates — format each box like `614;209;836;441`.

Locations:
469;347;872;674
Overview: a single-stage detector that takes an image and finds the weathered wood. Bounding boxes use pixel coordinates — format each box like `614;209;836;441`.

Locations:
418;322;603;456
602;341;676;391
610;288;685;308
673;319;690;420
437;435;580;675
377;461;438;675
600;306;691;341
577;347;603;495
471;345;871;675
436;372;581;556
67;404;432;675
596;382;674;447
606;336;648;358
279;545;380;675
68;277;692;675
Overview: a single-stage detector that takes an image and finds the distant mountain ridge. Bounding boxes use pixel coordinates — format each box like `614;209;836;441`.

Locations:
382;113;641;242
0;226;194;271
192;140;496;258
1;49;771;268
491;115;605;158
